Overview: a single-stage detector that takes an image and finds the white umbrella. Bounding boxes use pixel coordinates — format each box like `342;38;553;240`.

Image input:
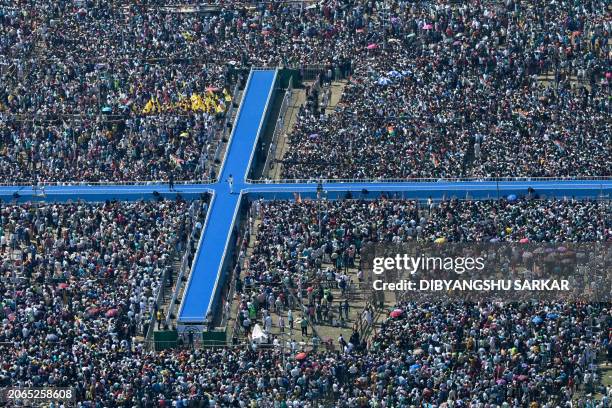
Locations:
251;324;268;344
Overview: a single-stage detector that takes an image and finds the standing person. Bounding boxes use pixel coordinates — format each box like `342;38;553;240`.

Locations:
343;299;350;320
278;315;285;333
288;309;294;330
169;171;175;191
227;174;234;194
338;334;347;351
300;316;308;336
264;313;272;334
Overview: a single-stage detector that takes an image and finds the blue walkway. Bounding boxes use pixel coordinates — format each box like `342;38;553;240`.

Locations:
178;69;277;323
1;179;609;203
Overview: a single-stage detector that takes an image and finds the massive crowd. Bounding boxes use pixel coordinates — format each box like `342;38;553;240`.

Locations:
371;300;610;407
0;199;205;402
281;0;611;180
1;197;608;406
1;0;611;406
161;197;612;407
2;0;610;182
0;55;229;182
0;113;219;183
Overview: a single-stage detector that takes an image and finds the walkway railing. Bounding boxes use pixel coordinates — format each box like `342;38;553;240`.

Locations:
247;176;612;184
212;81;243;170
262;76;294;177
145;265;173;342
0;180;214;187
145;201;205;340
166;199;210;326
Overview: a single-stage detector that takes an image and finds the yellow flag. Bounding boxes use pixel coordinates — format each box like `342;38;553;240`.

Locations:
190;93;200;111
142;98;154;114
223;88;232;102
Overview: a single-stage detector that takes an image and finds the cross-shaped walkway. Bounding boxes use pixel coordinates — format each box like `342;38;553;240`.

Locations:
1;68;610;327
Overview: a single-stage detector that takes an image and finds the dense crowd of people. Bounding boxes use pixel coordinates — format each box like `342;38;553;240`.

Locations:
2;0;610;182
1;0;611;406
2;197;608;406
0;54;228;181
370;300;610;407
0;113;219;183
281;0;610;179
0;198;205;402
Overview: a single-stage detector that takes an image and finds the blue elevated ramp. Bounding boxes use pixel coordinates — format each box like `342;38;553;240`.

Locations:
178;69;277;324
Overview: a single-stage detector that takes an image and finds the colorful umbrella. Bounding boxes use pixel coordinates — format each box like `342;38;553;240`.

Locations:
86;307;100;316
296;352;307;360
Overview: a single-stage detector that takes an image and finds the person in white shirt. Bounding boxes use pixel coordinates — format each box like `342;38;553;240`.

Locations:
227;174;234;194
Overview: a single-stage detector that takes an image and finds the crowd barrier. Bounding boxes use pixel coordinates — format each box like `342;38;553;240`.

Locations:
0;180;213;187
247;176;612;184
261;76;294;177
213;81;243;169
164;200;207;328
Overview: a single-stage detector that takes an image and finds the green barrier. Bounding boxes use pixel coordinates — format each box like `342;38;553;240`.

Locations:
153;330;178;350
278;69;301;88
201;330;227;346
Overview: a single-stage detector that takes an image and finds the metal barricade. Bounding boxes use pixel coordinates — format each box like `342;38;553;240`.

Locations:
261;76;294;177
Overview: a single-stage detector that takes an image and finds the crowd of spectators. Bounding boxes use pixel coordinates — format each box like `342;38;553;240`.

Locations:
0;113;218;183
2;0;609;182
178;197;612;406
281;0;610;180
0;198;205;401
1;0;611;406
0;53;228;181
0;196;609;406
369;300;610;407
